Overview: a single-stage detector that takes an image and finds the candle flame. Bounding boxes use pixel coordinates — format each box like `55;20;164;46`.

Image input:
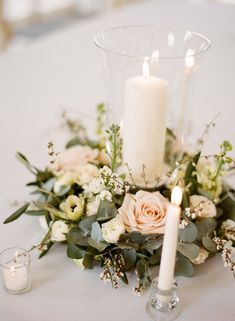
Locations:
143;58;150;78
171;186;182;206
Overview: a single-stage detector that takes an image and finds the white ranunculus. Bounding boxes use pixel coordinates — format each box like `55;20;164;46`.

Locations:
60;195;84;220
51;220;69;242
54;172;74;194
86;197;100;216
73;163;99;186
102;215;125;244
189;195;216;218
191;248;209;265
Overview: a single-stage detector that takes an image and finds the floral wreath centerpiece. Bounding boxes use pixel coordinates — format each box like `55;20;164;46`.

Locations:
4;104;235;294
3;26;235;295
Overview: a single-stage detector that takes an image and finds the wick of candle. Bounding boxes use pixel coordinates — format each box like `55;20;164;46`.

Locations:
10;266;16;276
143;57;150;78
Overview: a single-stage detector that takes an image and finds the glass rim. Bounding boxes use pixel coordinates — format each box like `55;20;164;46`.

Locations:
94;25;211;60
0;247;29;269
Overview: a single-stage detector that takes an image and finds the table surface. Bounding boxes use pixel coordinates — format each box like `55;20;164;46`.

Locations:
0;1;235;321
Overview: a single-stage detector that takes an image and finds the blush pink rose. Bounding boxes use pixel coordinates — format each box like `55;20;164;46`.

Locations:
51;145;99;172
118;190;169;234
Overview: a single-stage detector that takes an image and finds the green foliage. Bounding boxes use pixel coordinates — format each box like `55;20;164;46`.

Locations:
122;249;137;271
195;218;217;241
202;236;217;252
3;202;30;224
178;221;198;243
106;124;122;171
177;243;200;260
175;253;194;277
67;244;86;259
96;200;118;222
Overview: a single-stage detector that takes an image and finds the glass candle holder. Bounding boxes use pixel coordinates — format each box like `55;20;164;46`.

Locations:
0;247;31;294
94;26;211;185
146;278;180;321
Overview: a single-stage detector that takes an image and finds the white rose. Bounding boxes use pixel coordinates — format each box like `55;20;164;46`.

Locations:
60;195;84;220
73;163;99;186
86;197;100;216
102;215;125;243
189;195;216;218
51;220;69;242
191;248;209;265
54;172;74;194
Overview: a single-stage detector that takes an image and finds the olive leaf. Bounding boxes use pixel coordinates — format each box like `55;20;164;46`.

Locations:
3;202;30;224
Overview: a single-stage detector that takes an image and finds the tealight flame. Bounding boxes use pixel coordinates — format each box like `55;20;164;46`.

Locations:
185;49;195;69
151;50;159;64
171;186;183;206
143;58;150;78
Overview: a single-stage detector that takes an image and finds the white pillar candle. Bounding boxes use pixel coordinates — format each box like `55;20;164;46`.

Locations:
122;60;168;186
158;186;182;292
3;262;29;292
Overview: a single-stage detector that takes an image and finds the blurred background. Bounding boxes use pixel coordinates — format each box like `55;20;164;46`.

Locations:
0;0;139;52
0;0;234;53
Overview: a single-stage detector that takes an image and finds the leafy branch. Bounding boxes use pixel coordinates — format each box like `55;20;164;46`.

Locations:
106;125;122;172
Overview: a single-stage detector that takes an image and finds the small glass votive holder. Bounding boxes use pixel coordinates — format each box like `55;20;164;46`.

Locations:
146;278;181;321
0;247;31;294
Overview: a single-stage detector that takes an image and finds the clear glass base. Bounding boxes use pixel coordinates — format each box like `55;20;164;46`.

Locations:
146;278;181;321
4;280;31;295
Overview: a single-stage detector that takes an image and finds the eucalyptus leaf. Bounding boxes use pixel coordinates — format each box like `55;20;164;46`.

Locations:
197;187;213;201
121;249;137;271
149;248;162;265
3;202;30;224
83;254;94;269
78;215;97;234
90;222;103;242
196;218;217;241
175;253;194;277
142;238;163;255
177;243;200;260
67;244;86;259
67;228;89;246
120;273;129;285
55;185;71;196
135;259;147;279
42;178;56;192
87;239;108;252
202;236;217;252
178;221;198;243
120;232;150;245
96;200;118;221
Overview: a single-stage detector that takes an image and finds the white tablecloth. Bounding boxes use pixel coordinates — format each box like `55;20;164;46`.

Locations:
0;1;235;320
